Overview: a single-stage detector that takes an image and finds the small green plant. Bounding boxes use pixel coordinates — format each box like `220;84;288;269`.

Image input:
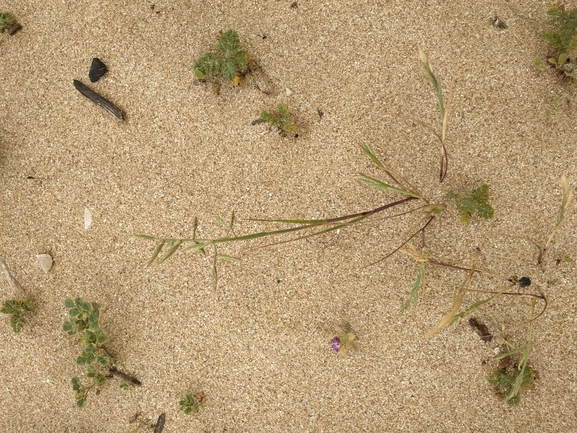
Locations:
539;6;577;79
1;299;34;333
330;324;356;354
194;30;250;83
488;299;537;407
0;12;15;31
179;392;206;414
260;104;299;135
445;184;494;224
63;297;114;407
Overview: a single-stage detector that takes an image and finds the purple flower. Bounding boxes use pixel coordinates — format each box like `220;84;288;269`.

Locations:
331;337;341;352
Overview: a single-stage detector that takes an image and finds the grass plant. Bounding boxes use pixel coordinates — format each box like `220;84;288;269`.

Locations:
136;51;572;404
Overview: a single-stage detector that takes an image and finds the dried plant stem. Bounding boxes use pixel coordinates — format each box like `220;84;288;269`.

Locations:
0;257;23;292
427;258;508;280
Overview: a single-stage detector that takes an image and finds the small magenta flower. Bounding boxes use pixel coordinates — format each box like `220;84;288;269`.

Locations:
331;336;341;352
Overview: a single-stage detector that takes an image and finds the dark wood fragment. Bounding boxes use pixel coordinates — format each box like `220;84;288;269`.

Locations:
6;23;22;35
153;413;166;433
469;317;492;343
108;367;142;386
73;79;123;120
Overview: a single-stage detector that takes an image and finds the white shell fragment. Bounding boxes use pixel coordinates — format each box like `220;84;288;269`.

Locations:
84;208;92;230
285;87;293;96
36;254;53;273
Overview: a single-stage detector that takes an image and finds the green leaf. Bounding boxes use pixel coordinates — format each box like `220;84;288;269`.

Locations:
358;176;421;198
65;298;75;309
76;396;87;408
132;235;157;241
359;139;384;168
220;58;237;81
446;184;494;223
217;30;241;56
216;254;241;262
193;52;221;78
401;265;425;313
234;50;250;72
158;240;183;264
186;242;211;251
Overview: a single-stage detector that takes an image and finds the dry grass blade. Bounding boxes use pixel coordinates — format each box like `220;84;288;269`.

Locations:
418;48;444;121
0;257;23;292
540;174;573;263
400;243;429;263
425;256;478;338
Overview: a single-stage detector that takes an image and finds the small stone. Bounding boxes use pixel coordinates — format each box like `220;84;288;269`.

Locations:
36;254;53;273
285;87;293;96
89;58;108;82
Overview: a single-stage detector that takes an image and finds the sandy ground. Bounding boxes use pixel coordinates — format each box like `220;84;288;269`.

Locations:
1;0;576;432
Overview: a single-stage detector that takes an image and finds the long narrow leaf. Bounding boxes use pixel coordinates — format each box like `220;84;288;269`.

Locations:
211;247;218;290
158;240;183;264
147;241;165;266
359;139;384;168
426;258;477;338
401;265;425;313
358;176;422;198
217;254;241;262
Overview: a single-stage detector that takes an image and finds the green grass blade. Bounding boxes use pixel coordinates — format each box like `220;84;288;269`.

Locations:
358;176;422;198
157;240;182;264
401;265;425;313
216;254;241;262
359;139;384;168
147;241;165;266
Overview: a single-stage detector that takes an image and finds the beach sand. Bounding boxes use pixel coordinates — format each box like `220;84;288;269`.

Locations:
0;0;576;431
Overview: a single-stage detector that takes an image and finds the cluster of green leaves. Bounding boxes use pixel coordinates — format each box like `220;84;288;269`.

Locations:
0;12;15;31
1;299;34;333
539;6;577;78
179;392;205;415
260;104;298;135
63;297;114;407
194;30;250;81
489;335;535;406
445;184;494;224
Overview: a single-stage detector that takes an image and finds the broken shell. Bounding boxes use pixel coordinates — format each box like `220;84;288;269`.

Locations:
36;254;53;273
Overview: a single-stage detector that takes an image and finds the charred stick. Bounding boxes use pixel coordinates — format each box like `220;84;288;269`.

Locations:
73;79;123;120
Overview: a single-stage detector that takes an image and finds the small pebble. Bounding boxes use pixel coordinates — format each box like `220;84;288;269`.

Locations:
285;87;293;96
36;254;53;273
89;58;108;82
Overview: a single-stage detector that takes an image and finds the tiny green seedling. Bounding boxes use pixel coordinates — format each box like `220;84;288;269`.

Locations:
179;392;206;414
1;299;34;333
194;30;250;84
0;12;21;35
540;6;577;79
260;104;300;136
445;184;494;224
0;12;15;30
